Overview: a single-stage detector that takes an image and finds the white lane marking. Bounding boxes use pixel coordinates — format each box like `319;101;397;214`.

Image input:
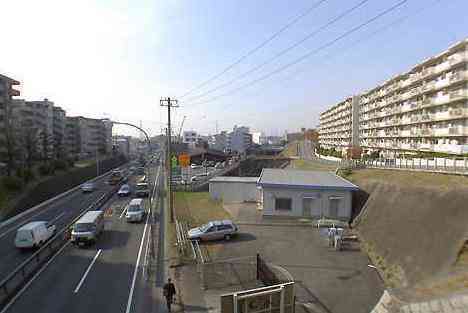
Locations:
73;249;102;293
0;242;70;313
125;212;149;313
0;211;65;240
142;229;150;280
119;204;128;219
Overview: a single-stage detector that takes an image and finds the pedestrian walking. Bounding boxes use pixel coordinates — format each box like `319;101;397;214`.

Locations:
163;278;176;312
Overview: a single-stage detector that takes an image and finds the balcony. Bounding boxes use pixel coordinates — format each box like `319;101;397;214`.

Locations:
449;108;465;117
421;67;435;78
449;72;467;84
421;98;434;107
449;91;467;100
420;128;433;136
420;114;433;122
419;143;434;150
410;116;420;123
449;127;461;135
448;53;467;66
422;82;435;92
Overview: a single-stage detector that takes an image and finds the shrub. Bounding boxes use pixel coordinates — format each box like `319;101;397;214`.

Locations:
340;167;353;178
54;159;68;171
38;164;52;176
2;176;23;191
15;168;36;182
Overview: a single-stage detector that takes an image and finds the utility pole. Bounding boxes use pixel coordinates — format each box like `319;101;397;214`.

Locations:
160;97;179;223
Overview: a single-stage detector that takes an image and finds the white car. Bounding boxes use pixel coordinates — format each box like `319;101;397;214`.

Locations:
118;184;131;197
191;164;202;169
188;220;238;241
81;182;96;192
126;199;145;222
15;221;56;249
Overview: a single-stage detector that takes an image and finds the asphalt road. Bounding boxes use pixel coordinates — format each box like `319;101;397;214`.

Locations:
2;164;163;313
0;173;116;282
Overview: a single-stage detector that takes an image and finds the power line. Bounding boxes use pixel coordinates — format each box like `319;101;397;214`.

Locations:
178;0;329;99
188;0;409;107
186;0;370;103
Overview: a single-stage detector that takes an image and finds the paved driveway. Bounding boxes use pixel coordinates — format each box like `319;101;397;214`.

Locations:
210;203;383;313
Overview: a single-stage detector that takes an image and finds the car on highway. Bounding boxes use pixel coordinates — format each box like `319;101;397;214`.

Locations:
81;182;96;193
15;221;57;249
215;162;224;169
187;220;238;241
118;184;131;197
71;211;104;246
126;198;145;223
191;163;202;169
135;182;150;197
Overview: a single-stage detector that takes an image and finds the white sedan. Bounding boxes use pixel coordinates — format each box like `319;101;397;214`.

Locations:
118;184;131;197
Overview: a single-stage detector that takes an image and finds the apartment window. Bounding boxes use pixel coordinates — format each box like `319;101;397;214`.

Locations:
275;198;292;211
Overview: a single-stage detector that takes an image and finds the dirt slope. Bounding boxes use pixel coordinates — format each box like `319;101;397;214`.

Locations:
351;171;468;288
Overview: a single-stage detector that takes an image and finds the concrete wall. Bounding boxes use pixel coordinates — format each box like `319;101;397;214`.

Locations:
262;186;352;220
209;181;259;203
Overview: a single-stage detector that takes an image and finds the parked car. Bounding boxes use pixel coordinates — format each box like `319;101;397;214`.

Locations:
135;182;150;197
118;184;131;197
81;182;96;193
71;211;104;246
15;221;56;249
126;198;145;223
187;220;238;241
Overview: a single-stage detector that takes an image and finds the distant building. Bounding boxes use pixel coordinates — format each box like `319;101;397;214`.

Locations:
319;38;468;157
183;130;198;148
251;131;264;145
209;131;228;152
0;74;20;162
53;106;66;156
227;126;252;153
65;116;113;159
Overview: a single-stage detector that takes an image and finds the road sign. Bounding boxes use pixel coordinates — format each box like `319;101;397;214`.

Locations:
178;153;190;167
171;156;178;169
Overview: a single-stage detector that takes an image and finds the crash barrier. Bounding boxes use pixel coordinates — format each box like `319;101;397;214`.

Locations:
0;182;123;309
175;220;190;257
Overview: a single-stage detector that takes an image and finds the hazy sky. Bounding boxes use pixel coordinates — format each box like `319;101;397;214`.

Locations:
1;0;467;137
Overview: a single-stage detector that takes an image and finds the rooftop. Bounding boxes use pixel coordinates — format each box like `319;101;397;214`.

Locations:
258;168;358;190
209;176;259;183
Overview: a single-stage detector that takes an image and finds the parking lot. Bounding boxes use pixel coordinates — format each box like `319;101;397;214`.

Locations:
202;203;384;313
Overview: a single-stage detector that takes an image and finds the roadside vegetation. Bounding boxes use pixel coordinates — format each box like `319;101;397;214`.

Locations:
345;168;468;189
292;159;338;172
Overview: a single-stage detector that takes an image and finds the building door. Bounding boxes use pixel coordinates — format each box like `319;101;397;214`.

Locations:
329;198;341;218
302;198;313;217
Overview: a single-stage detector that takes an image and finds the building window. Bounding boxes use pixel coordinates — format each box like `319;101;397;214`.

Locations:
275;198;292;211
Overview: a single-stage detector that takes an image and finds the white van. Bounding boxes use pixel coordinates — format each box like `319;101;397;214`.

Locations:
15;221;56;249
126;199;145;223
71;211;104;246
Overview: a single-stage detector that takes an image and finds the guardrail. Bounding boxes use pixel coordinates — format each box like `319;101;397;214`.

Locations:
0;181;123;309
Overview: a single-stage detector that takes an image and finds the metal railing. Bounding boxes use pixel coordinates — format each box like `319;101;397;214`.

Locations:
0;182;122;308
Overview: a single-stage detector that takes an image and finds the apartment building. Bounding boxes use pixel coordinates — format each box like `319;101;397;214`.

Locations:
53;106;66;151
182;130;198;148
319;96;360;153
0;74;20;162
209;131;228;152
319;38;468;157
227;126;252;153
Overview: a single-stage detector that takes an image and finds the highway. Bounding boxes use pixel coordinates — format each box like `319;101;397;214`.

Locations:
0;173;115;282
0;162;166;313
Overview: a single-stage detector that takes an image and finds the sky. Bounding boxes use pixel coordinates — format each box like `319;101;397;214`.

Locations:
0;0;467;137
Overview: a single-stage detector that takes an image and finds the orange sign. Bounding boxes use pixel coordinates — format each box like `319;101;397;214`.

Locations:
178;154;190;167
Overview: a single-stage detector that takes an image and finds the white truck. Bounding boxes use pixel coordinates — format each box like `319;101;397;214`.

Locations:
14;221;56;249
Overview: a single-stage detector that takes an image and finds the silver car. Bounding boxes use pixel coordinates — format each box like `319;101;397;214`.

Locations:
188;220;238;241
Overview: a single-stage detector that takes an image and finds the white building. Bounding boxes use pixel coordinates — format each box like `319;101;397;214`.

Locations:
319;38;468;157
227;126;252;153
183;130;198;148
209;131;228;152
209;177;260;203
258;169;357;221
